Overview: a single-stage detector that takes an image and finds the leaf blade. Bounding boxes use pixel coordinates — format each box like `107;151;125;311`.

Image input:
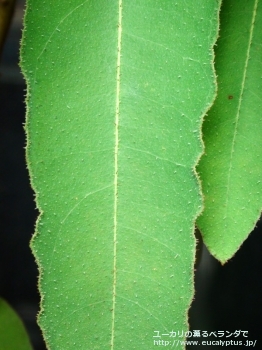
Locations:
197;0;262;263
21;1;221;348
0;298;33;350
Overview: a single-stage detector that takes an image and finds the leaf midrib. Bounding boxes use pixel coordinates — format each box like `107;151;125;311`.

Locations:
111;0;122;348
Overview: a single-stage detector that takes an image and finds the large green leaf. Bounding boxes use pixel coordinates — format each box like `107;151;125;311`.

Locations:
197;0;262;263
0;298;33;350
21;1;220;348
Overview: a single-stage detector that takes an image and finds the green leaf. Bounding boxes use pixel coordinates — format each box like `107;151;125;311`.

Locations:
21;1;220;348
197;0;262;263
0;298;33;350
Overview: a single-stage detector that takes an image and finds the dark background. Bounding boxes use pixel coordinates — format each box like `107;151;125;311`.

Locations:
1;1;46;349
0;1;261;349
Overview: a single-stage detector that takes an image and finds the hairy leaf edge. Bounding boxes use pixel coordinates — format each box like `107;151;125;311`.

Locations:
187;0;222;320
197;0;262;265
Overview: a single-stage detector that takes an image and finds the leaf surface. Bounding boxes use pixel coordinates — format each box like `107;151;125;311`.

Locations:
197;0;262;263
21;1;220;348
0;298;33;350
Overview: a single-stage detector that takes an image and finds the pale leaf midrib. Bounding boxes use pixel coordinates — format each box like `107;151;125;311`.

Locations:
225;0;258;214
111;0;122;348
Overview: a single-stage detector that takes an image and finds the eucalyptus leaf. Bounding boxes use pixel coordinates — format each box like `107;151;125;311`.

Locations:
0;298;33;350
197;0;262;263
21;1;220;348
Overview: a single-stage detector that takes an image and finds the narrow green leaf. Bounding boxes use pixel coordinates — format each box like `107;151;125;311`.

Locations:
21;1;220;348
197;0;262;263
0;298;33;350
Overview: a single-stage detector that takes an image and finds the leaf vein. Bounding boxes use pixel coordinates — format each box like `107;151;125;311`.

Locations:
122;146;186;167
118;225;178;255
111;1;122;348
117;295;169;332
225;0;258;214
